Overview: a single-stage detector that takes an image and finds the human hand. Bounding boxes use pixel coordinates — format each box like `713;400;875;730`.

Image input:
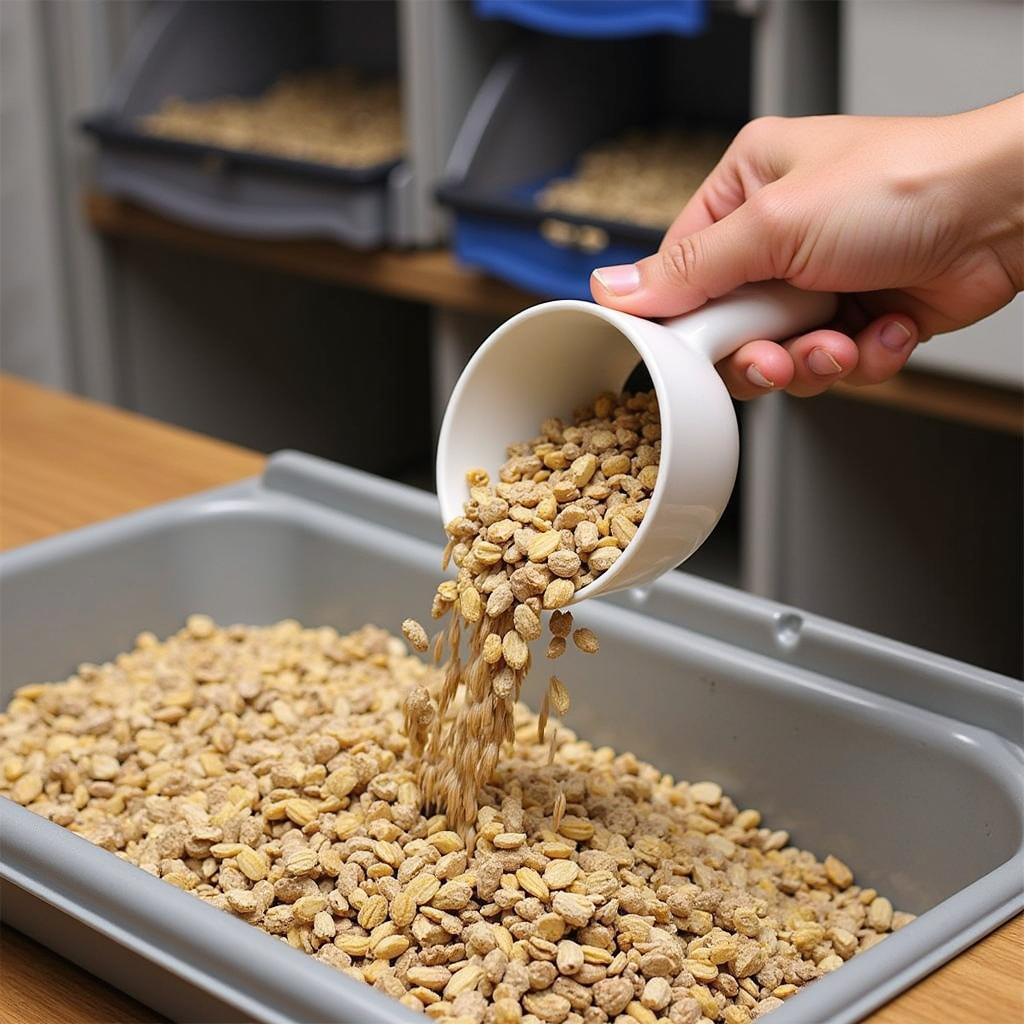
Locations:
591;96;1024;398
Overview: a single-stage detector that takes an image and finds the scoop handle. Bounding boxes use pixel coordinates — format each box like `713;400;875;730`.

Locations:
663;282;838;365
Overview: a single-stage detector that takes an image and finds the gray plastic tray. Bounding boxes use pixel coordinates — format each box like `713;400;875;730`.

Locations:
2;451;1021;1023
85;1;413;248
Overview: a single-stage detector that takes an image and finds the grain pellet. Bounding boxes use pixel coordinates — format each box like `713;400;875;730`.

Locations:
571;628;599;654
402;618;430;653
0;617;910;1023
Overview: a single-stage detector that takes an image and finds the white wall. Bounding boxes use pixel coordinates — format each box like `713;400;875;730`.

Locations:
0;1;143;397
842;0;1024;388
1;0;74;388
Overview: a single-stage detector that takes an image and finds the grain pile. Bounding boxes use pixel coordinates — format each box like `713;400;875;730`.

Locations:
141;67;404;169
0;616;911;1023
537;130;729;229
405;390;661;831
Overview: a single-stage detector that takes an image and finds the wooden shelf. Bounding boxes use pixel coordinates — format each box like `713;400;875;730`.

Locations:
85;192;1022;435
832;372;1022;436
84;192;535;320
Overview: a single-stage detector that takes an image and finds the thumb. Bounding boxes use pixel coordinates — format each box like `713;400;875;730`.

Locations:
591;190;785;318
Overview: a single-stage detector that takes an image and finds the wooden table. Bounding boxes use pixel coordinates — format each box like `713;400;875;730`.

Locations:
0;374;1020;1022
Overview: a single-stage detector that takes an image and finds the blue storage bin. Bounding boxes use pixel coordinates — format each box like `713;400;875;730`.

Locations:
474;0;708;39
439;23;750;298
446;161;658;298
453;215;650;300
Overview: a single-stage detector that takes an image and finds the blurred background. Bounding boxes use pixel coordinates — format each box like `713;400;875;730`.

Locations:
1;0;1021;676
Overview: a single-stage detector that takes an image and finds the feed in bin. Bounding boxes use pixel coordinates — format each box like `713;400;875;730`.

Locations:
441;123;734;299
1;389;914;1024
537;129;729;231
141;67;404;170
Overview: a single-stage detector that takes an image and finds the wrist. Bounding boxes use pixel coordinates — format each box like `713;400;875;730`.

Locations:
954;95;1024;290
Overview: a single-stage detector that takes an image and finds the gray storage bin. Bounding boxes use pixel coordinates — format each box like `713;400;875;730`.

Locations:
84;0;413;248
1;452;1022;1023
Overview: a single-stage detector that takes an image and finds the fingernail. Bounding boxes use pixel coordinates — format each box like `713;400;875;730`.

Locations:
808;348;843;376
592;264;640;296
746;364;774;389
879;320;913;352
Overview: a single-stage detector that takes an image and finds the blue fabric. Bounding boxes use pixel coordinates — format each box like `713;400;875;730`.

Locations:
453;215;650;300
473;0;707;39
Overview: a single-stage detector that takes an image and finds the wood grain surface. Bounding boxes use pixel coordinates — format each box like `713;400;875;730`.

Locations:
0;374;1020;1023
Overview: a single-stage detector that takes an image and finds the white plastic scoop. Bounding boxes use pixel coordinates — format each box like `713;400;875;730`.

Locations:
436;282;836;604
